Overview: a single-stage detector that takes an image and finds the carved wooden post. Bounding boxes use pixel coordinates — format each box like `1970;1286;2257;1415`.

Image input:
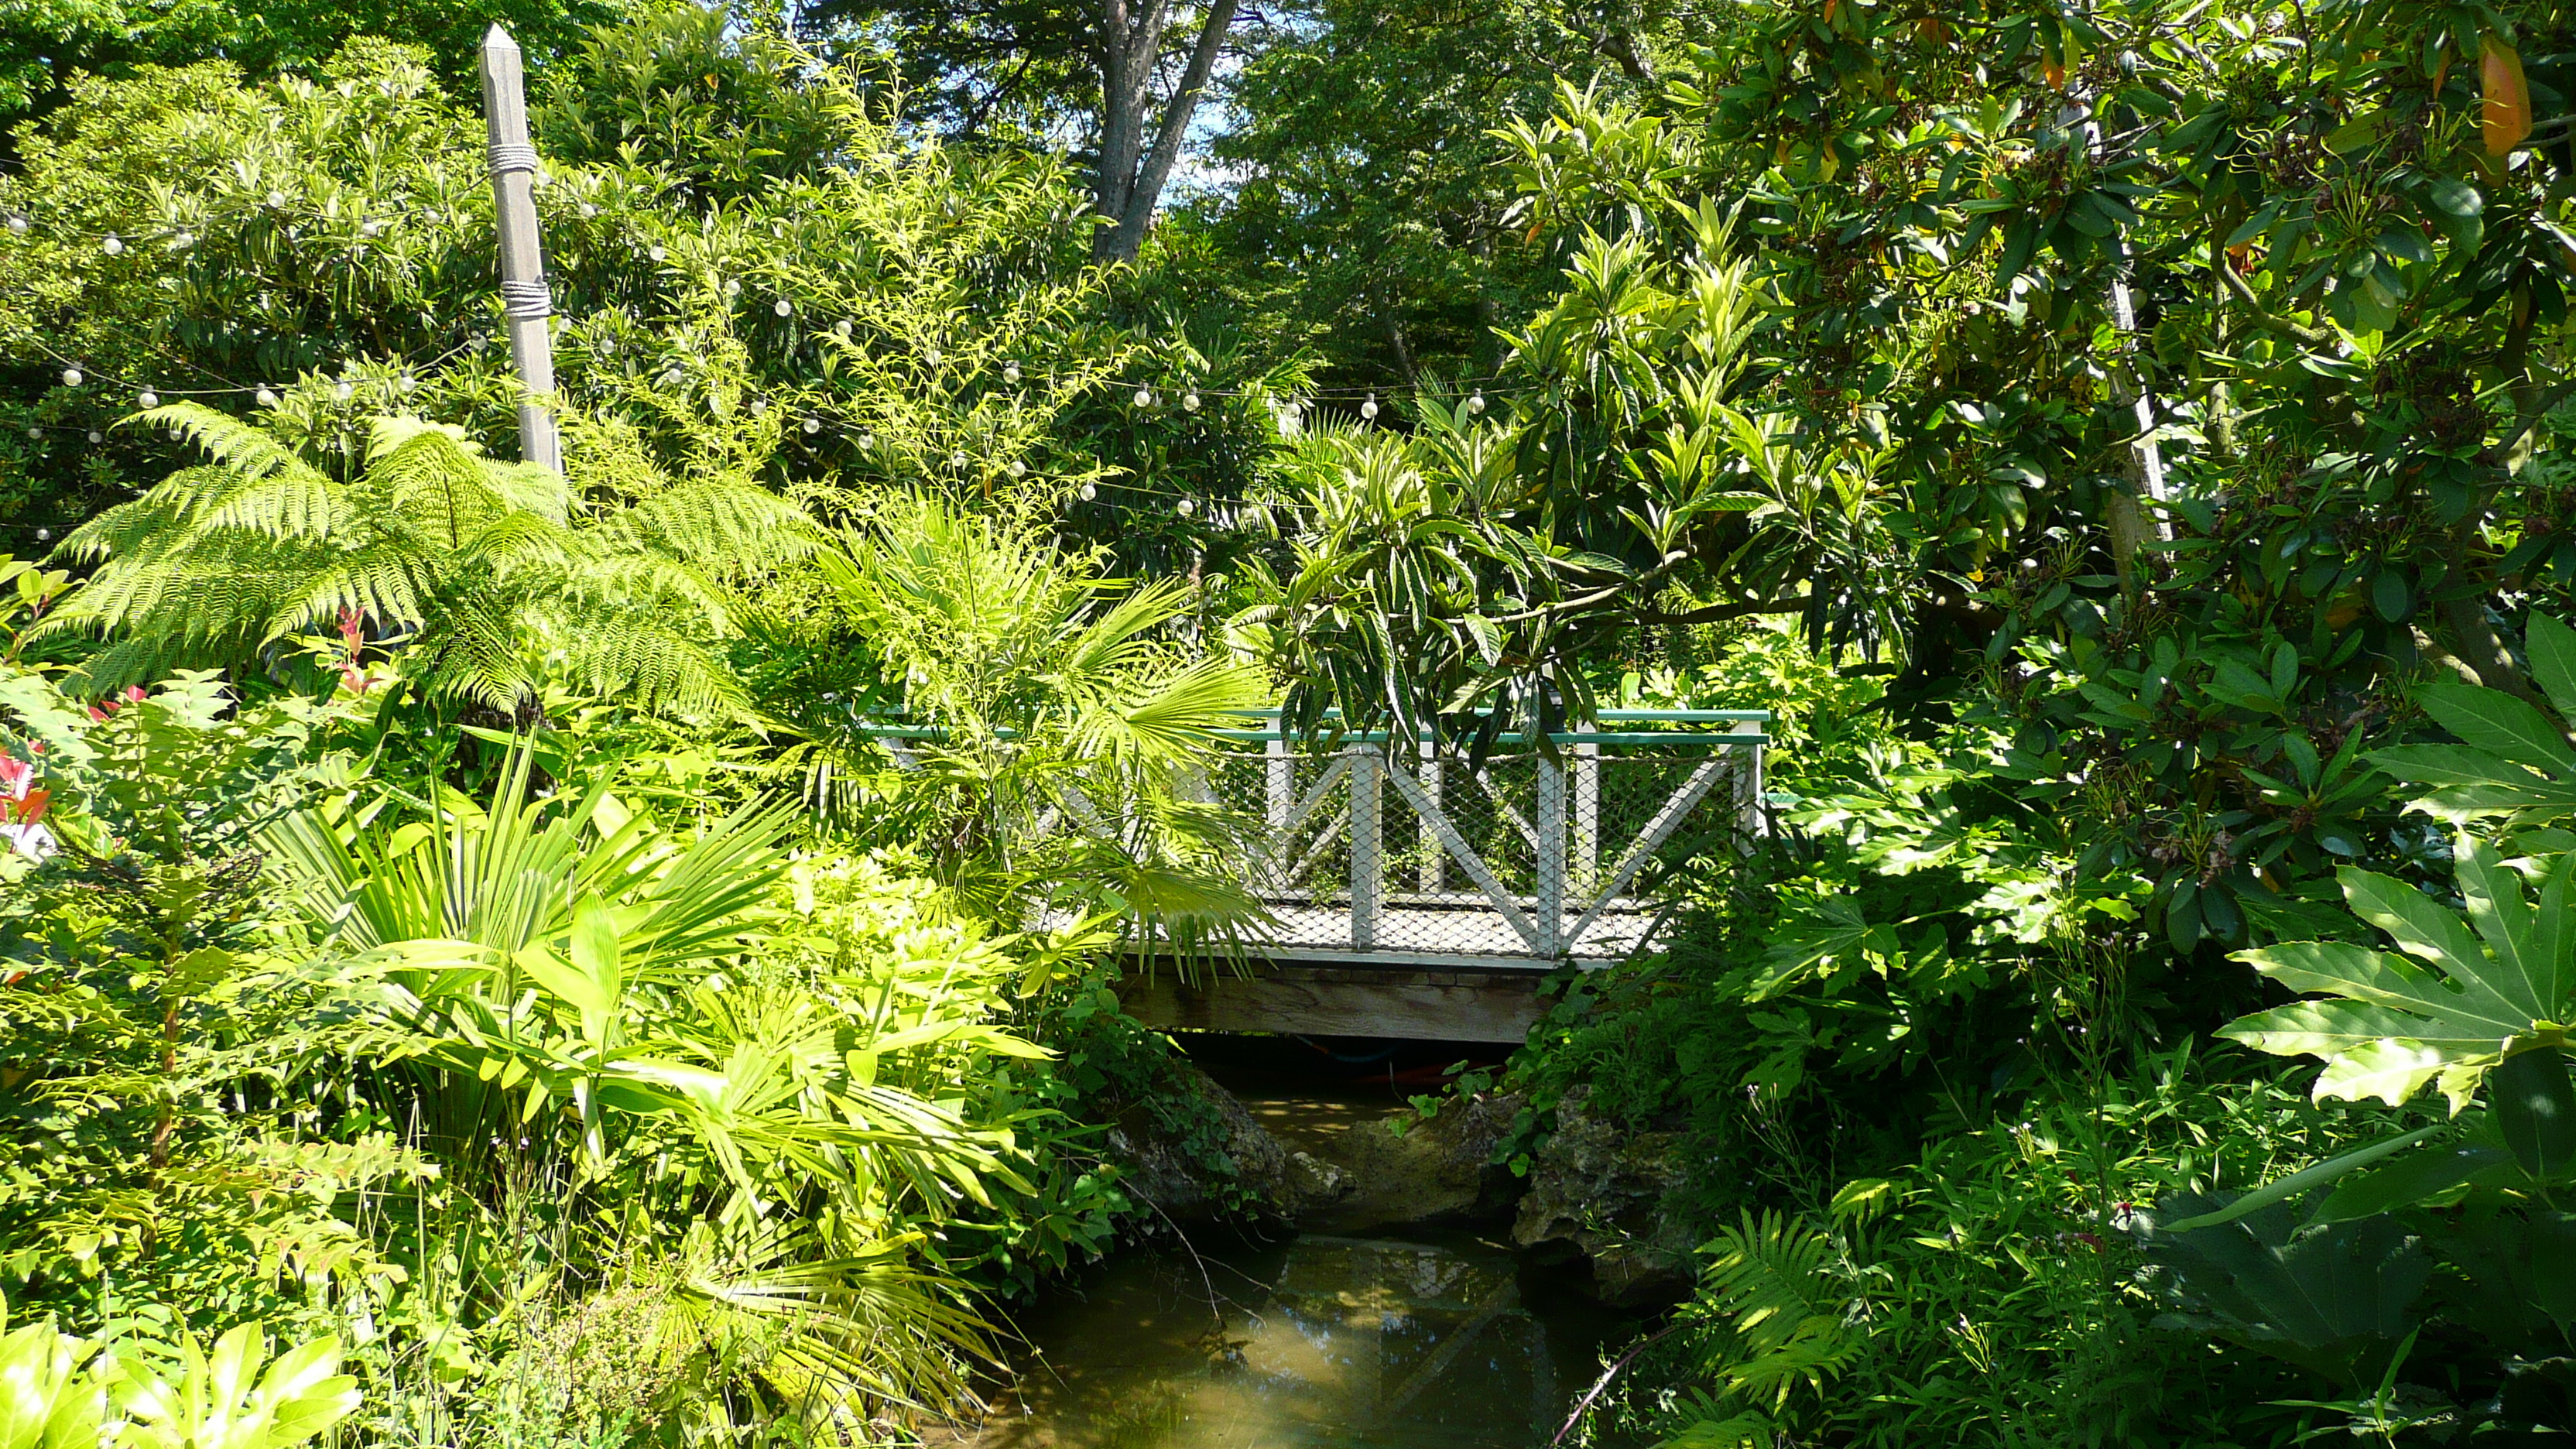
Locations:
478;26;561;473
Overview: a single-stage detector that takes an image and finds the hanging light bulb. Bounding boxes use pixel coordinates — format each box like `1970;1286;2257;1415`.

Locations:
1004;362;1021;384
858;432;876;450
101;235;123;255
266;190;286;208
255;388;279;407
60;368;80;387
802;416;820;434
773;298;793;317
1008;459;1026;478
648;245;666;262
1466;391;1486;416
1177;498;1195;518
1360;392;1379;421
833;319;852;340
723;277;741;296
138;389;158;408
24;426;39;440
1184;390;1201;411
34;528;50;542
1134;387;1153;408
85;430;102;444
1079;482;1097;501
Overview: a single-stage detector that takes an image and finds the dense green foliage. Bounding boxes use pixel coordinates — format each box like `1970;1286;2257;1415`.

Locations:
14;0;2576;1444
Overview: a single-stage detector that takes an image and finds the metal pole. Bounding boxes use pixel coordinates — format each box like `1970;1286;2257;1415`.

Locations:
478;26;561;473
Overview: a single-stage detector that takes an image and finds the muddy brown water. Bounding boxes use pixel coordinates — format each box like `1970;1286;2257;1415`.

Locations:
939;1061;1649;1449
948;1225;1643;1449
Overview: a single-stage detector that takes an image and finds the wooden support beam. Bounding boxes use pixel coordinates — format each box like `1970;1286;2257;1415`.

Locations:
1116;963;1546;1043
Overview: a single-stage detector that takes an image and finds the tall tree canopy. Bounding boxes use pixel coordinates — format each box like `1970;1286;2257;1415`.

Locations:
798;0;1254;259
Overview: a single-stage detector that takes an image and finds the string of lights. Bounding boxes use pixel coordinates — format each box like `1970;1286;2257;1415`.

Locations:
3;195;1550;546
2;204;1540;406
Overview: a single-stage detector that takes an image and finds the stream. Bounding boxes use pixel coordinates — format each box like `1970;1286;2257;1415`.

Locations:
939;1049;1650;1449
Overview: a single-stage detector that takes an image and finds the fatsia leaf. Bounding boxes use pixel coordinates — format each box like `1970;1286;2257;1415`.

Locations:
2227;838;2576;1106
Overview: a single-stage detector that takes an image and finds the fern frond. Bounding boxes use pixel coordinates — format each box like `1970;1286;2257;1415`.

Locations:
1700;1211;1865;1411
606;478;822;572
558;618;751;718
369;423;523;550
262;546;441;640
420;604;535;713
128;401;305;481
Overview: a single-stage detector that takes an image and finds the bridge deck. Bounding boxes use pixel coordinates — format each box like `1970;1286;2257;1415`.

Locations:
1256;902;1660;970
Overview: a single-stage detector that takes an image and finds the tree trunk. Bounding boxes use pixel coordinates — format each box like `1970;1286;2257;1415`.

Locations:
1094;0;1239;262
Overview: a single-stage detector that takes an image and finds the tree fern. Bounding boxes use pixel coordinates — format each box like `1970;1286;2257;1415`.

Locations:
43;404;818;716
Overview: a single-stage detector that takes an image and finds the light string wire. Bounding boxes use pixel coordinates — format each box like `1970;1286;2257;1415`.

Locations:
2;216;1549;536
2;205;1541;403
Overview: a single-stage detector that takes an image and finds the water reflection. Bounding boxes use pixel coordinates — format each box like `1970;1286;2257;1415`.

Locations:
954;1229;1633;1449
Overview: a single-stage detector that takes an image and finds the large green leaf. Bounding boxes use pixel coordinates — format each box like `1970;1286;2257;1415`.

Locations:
2132;1194;2431;1386
2222;838;2576;1110
2375;646;2576;820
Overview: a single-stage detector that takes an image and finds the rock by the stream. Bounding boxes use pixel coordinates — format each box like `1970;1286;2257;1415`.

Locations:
1101;1062;1310;1222
1104;1066;1694;1306
1290;1088;1523;1232
1509;1086;1698;1306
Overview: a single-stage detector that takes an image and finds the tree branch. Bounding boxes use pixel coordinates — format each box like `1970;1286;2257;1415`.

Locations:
1102;0;1240;261
2214;259;2329;344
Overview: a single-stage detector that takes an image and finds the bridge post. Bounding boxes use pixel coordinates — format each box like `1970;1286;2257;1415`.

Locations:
1571;741;1599;897
1266;735;1292;835
1534;754;1565;957
1349;743;1382;951
1418;738;1444;895
1730;718;1766;847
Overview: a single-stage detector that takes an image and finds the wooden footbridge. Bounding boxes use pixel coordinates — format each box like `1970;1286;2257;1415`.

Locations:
874;710;1770;1043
